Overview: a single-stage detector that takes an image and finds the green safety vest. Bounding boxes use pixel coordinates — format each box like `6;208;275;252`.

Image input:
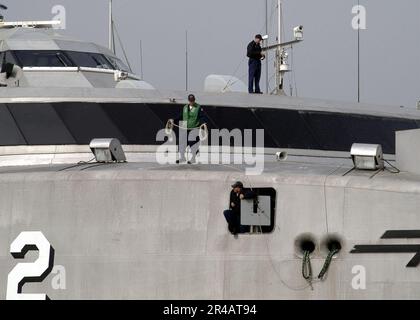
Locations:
182;103;201;129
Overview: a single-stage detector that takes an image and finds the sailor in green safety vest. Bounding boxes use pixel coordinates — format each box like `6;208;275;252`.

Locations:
171;94;207;164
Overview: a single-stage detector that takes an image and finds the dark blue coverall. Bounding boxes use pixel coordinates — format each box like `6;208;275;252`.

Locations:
247;41;263;94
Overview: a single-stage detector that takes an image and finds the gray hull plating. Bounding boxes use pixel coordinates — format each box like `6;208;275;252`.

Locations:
0;161;419;299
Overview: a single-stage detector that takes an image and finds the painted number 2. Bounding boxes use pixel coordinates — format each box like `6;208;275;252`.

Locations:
6;232;55;300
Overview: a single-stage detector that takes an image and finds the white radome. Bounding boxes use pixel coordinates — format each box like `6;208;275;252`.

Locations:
204;74;247;93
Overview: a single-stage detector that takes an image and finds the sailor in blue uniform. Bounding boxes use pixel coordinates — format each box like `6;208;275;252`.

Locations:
247;34;265;94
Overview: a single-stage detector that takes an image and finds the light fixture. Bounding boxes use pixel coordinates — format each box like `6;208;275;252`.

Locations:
114;70;129;82
350;143;384;170
276;151;288;161
89;138;126;163
293;25;304;41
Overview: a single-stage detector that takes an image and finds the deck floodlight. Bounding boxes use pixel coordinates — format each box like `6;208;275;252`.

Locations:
350;143;384;170
114;70;128;82
89;138;126;163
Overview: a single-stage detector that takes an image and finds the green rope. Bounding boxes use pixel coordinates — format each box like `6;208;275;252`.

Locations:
301;251;313;289
318;249;339;280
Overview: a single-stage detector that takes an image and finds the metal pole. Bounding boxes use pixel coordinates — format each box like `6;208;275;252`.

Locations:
140;40;144;80
275;0;282;94
265;0;269;94
109;0;114;53
278;0;282;45
185;30;188;92
357;0;360;103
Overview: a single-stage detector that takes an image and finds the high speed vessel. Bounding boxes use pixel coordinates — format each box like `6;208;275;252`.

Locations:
0;14;420;300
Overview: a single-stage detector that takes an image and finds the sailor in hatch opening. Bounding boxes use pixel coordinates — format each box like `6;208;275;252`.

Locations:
223;181;256;237
168;94;207;164
247;34;265;94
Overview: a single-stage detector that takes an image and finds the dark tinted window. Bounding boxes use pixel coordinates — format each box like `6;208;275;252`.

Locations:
304;111;418;153
101;103;164;144
106;56;130;72
303;112;354;151
0;52;4;68
204;106;277;148
13;50;72;67
0;104;27;145
255;108;321;149
7;103;76;145
66;51;114;69
5;51;17;65
53;103;127;144
148;104;183;123
0;102;416;153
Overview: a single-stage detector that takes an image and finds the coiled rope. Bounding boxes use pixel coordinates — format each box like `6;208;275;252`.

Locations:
165;120;209;141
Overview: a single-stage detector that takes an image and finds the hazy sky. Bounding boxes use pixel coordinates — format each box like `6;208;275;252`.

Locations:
4;0;420;107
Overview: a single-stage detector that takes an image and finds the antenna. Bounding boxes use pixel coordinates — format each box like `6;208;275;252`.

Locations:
140;40;144;80
109;0;115;53
357;0;360;103
265;0;269;94
107;1;133;72
262;0;303;95
277;0;282;46
185;30;189;91
113;20;132;72
275;0;283;94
